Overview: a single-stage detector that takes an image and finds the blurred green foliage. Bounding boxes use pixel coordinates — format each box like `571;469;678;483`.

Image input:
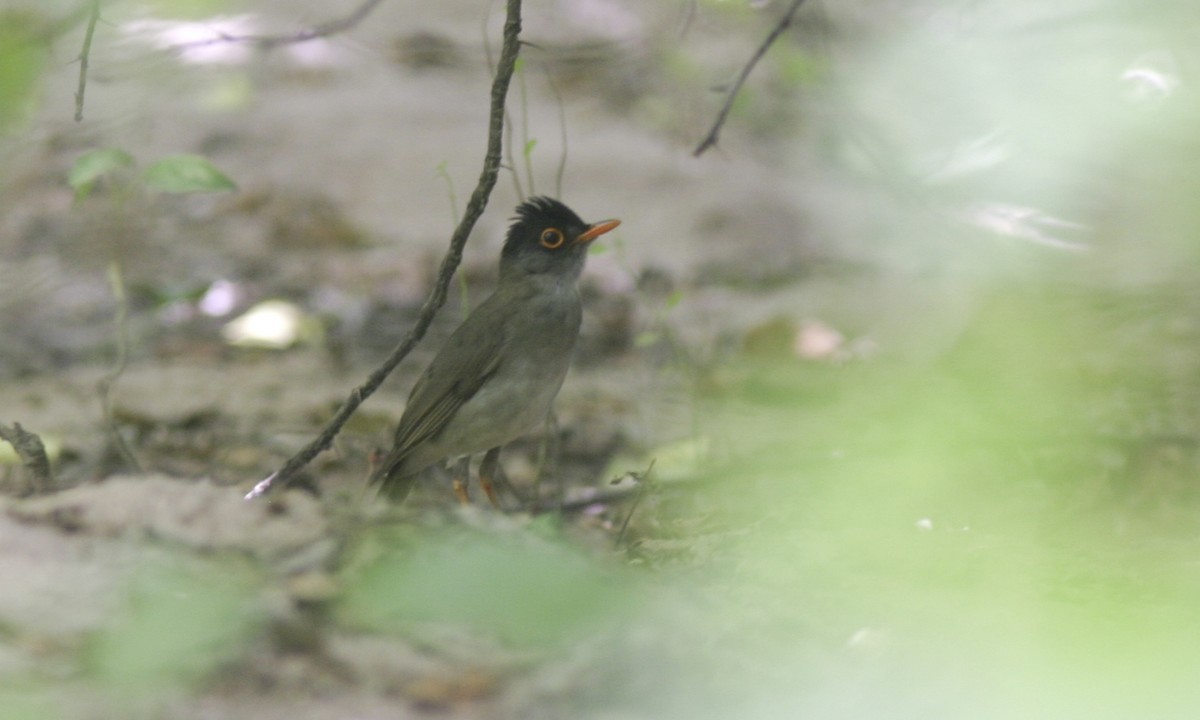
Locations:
341;527;633;648
0;688;57;720
83;556;261;693
0;13;45;134
649;271;1200;717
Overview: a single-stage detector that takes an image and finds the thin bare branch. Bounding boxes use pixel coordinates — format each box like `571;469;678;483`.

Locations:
176;0;386;51
693;0;806;157
74;0;384;119
249;0;525;499
482;3;525;201
73;0;100;122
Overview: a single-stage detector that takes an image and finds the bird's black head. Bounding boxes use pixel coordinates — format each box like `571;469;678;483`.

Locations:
500;197;620;281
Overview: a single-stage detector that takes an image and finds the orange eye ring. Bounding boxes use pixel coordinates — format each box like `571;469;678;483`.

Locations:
539;228;565;249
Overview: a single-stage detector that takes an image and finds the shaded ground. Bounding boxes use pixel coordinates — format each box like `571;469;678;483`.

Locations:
3;1;1200;719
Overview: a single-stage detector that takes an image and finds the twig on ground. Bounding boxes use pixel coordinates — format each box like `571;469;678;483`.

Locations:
615;459;655;547
693;0;806;157
0;423;54;495
98;261;142;473
249;0;525;500
73;0;100;122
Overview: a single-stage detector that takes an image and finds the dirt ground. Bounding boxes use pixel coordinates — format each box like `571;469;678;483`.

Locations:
3;1;1200;719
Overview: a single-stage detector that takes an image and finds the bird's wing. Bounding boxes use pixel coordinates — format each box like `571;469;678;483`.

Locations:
380;298;509;466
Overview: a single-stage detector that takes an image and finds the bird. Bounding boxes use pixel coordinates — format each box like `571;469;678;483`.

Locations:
369;197;621;505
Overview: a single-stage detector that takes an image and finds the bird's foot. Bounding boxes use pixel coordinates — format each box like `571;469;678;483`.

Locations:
479;447;503;508
479;476;500;507
452;478;471;504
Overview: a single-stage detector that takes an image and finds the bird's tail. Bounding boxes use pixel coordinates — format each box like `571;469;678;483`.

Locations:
368;452;419;502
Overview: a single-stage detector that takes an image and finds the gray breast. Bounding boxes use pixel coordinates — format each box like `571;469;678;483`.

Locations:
421;284;581;460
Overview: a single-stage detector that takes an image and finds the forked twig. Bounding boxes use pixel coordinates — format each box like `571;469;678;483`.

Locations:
693;0;807;157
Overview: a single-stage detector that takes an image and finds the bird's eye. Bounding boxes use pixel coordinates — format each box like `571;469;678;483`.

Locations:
539;228;565;249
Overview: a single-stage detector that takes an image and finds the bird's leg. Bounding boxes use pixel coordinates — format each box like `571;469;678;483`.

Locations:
450;456;471;504
479;447;502;508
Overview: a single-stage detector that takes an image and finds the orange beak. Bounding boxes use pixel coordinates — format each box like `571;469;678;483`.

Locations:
576;218;621;244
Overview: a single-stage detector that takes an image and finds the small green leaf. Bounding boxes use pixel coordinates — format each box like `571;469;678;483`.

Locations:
69;148;135;199
523;138;538;157
634;331;660;348
142;154;236;193
341;529;630;648
665;289;684;310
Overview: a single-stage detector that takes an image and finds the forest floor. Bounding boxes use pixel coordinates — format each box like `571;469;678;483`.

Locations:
2;1;1200;719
